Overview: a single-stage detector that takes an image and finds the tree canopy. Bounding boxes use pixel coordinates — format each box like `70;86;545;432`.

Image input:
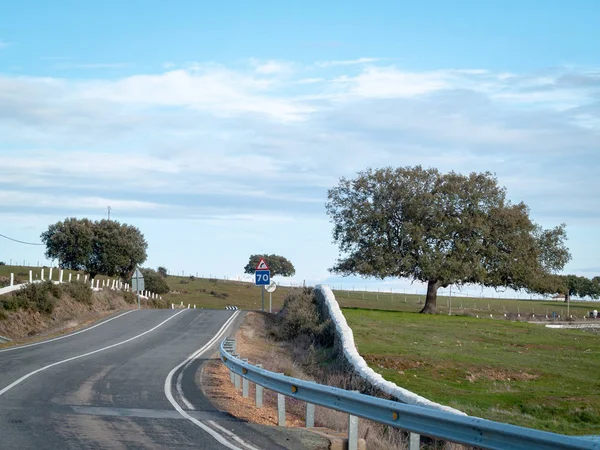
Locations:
326;166;571;313
41;218;148;279
244;254;296;277
140;268;170;295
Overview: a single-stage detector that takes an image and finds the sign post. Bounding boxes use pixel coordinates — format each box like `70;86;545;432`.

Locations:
131;268;145;310
265;280;277;313
254;258;271;312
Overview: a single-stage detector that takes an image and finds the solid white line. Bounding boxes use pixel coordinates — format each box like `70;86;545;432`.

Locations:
206;420;261;450
0;310;187;397
0;310;136;354
176;368;195;410
165;311;259;450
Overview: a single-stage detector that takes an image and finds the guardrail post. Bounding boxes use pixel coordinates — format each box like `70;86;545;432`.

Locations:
255;364;263;408
306;403;315;427
409;432;420;450
10;273;14;286
242;359;249;398
277;393;286;426
29;270;32;283
233;354;241;390
348;414;358;450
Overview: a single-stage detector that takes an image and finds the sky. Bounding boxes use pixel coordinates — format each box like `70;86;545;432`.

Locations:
1;0;599;298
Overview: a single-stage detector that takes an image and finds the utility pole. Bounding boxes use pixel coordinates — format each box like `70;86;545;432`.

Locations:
107;206;111;220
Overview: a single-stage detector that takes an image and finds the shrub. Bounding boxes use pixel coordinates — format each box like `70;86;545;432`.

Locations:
0;261;5;265
149;298;169;309
157;266;168;278
0;308;7;320
272;288;335;346
140;268;170;294
63;281;93;305
123;291;137;304
10;281;58;314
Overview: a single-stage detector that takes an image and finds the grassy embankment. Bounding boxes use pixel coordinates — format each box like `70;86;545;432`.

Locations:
344;308;600;435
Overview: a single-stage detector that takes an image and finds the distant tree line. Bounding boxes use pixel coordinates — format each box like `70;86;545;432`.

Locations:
529;274;600;302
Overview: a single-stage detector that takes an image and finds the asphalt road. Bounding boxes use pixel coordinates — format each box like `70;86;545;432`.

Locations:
0;309;326;450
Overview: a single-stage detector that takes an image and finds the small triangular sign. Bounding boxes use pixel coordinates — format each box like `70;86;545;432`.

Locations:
255;258;270;271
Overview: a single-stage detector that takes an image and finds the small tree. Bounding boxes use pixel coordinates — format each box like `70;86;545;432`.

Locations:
140;268;170;294
157;266;168;278
244;254;296;277
327;166;571;313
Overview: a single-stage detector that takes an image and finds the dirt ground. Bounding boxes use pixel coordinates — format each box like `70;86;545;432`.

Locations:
200;312;309;428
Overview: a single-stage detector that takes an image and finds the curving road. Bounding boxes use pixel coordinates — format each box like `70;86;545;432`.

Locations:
0;309;324;450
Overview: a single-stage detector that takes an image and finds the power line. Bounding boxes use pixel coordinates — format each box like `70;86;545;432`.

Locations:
0;233;45;246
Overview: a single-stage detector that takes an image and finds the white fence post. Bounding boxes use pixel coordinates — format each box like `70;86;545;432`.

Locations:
77;273;80;281
10;273;14;287
29;270;32;283
49;267;53;281
41;268;45;281
68;273;72;282
59;270;64;283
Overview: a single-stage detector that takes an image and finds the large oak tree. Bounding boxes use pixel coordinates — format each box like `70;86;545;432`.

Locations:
326;166;571;313
41;218;148;279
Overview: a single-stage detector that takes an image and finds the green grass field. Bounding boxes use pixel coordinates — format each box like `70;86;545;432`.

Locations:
162;275;298;310
344;308;600;435
332;288;596;319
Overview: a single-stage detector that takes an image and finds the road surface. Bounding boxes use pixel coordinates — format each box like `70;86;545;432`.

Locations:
0;309;326;449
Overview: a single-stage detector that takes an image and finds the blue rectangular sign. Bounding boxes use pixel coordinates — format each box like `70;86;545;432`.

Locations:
255;270;270;286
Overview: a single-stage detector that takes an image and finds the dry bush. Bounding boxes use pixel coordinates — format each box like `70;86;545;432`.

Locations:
62;281;93;305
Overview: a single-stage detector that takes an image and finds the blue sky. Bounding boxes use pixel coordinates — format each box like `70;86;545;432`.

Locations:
1;1;599;298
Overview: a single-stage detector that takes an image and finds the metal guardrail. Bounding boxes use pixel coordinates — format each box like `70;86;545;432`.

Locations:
220;338;599;450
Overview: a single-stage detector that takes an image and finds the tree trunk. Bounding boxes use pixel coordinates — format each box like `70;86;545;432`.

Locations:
564;292;570;302
420;280;439;314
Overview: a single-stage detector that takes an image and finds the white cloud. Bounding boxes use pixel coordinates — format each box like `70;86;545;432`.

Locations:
0;190;163;211
249;59;294;75
0;60;598;229
315;57;385;67
53;62;131;69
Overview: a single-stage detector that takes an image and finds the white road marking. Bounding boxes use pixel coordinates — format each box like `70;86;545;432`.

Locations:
165;311;260;450
176;367;195;410
207;420;261;450
0;310;136;354
0;310;187;397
